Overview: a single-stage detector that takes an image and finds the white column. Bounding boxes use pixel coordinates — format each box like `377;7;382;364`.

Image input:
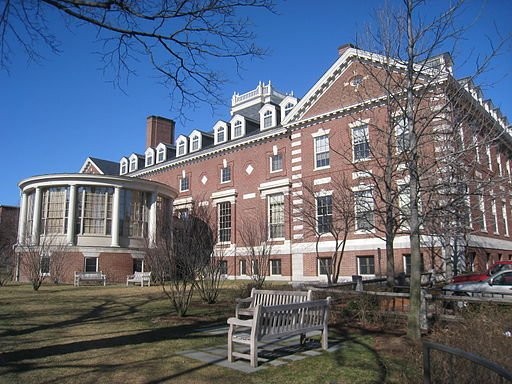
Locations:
111;187;121;247
66;185;77;245
17;192;28;246
31;187;42;245
148;192;158;247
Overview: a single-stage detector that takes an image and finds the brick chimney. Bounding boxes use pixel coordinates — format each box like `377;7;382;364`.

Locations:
146;116;175;148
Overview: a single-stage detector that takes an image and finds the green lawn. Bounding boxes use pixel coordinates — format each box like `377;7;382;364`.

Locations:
0;284;418;383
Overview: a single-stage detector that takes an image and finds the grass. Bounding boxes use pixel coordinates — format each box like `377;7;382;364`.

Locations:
0;283;417;384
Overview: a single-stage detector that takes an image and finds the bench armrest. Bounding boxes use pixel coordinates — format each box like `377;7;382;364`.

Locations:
235;297;253;304
227;317;253;327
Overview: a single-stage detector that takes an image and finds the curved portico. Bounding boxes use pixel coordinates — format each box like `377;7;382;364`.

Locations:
17;174;177;283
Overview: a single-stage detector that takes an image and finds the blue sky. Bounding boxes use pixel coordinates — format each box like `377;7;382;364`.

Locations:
1;0;511;207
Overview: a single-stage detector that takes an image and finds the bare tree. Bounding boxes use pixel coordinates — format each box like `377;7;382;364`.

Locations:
146;199;214;316
17;235;69;290
299;175;355;285
238;211;273;288
0;0;275;114
0;210;18;286
353;0;510;341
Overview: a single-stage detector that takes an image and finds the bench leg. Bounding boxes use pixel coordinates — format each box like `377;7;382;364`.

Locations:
321;327;328;350
250;337;258;368
227;326;234;363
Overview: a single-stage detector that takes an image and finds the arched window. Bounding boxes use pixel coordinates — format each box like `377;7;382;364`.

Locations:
263;110;273;128
217;126;225;143
233;121;242;138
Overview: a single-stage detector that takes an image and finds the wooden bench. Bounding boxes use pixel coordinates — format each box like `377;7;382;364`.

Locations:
235;288;312;318
74;271;106;287
126;271;151;287
227;297;331;367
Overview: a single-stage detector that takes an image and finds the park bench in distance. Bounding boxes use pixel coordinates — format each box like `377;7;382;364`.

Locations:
126;271;152;287
74;271;106;287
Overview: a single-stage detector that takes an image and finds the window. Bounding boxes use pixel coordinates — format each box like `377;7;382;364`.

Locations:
355;188;374;231
120;160;128;175
145;150;154;167
221;165;231;183
177;140;186;156
157;147;165;163
119;190;149;238
233;120;243;138
84;257;98;272
398;183;411;228
218;202;231;242
175;208;189;219
268;194;285;239
486;144;492;170
77;187;113;235
352;125;370;161
191;135;199;151
477;191;487;231
497;155;503;176
219;260;228;275
239;259;247;275
129;157;137;172
217;126;226;143
473;136;480;163
263;110;273;128
41;187;68;235
357;256;375;275
319;258;332;275
403;254;411;274
314;135;330;168
270;259;282;275
316;195;332;234
180;176;189;192
251;260;259;276
284;102;294;117
395;116;409;153
133;259;143;273
270;153;283;172
492;198;498;233
502;201;509;236
40;255;50;275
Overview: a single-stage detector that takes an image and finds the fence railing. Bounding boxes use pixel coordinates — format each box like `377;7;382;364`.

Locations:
422;340;512;383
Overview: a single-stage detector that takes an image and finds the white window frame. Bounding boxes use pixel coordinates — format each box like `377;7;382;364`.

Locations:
129;154;139;172
502;200;509;236
318;257;332;276
120;158;128;175
218;201;232;243
230;115;246;139
270;259;282;276
354;186;374;232
176;136;188;157
315;192;333;235
156;144;166;163
486;144;492;170
145;148;155;167
214;121;229;145
239;259;247;276
395;116;409;153
259;105;276;130
180;175;189;192
191;135;200;152
268;193;285;240
313;134;330;169
221;165;231;183
492;197;499;234
270;153;283;173
352;123;370;162
357;255;375;275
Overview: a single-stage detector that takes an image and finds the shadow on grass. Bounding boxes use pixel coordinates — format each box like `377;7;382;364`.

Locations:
0;319;224;366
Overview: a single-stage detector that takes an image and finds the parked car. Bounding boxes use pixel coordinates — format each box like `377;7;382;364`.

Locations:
443;270;512;299
451;260;512;283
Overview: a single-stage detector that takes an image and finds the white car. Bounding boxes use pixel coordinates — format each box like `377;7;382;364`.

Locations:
443;270;512;300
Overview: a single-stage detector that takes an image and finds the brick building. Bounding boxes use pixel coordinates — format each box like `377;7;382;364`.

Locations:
16;45;512;283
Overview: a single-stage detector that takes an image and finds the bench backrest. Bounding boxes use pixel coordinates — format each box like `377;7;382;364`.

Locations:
253;297;330;341
75;272;104;278
250;289;312;308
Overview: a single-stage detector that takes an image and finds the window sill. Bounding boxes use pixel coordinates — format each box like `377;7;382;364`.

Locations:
314;165;330;171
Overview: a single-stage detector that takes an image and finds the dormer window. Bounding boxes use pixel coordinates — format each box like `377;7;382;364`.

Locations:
129;156;138;172
157;147;165;163
176;135;188;157
120;158;128;175
284;102;294;116
259;105;277;130
263;110;273;128
233;120;242;138
145;148;155;167
191;136;199;152
214;121;229;145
